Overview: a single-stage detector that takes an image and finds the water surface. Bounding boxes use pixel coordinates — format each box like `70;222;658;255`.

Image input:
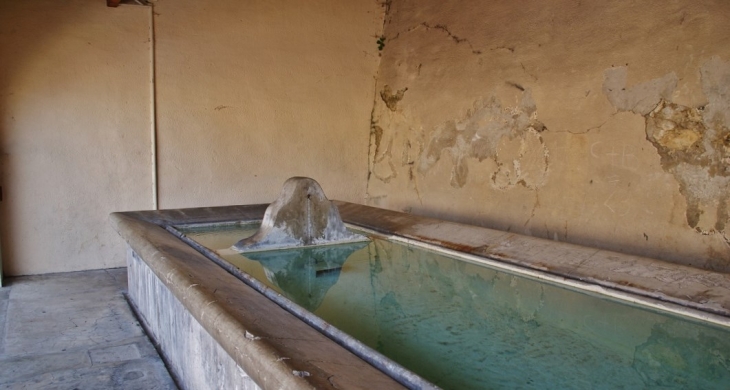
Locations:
179;223;730;390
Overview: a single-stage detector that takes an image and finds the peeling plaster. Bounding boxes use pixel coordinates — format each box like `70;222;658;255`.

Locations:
604;58;730;237
603;67;678;115
417;90;548;189
367;0;730;271
491;128;549;190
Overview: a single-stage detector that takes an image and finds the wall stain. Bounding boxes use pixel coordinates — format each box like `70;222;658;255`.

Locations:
380;85;408;111
491;46;515;53
372;125;384;158
418;90;549;189
401;139;423;203
368;97;418;188
603;58;730;236
371;128;397;183
506;81;525;91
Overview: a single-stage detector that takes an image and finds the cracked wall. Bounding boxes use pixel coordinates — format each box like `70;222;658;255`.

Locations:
367;0;730;271
603;59;730;247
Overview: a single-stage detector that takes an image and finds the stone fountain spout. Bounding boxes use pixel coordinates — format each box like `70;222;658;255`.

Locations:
231;177;369;253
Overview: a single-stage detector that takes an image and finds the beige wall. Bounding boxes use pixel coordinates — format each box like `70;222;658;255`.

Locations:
368;0;730;271
0;0;153;275
153;0;384;209
0;0;385;275
5;0;729;276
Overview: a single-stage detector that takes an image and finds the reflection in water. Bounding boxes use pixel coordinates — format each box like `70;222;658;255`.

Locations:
633;320;730;388
245;243;367;311
181;224;730;390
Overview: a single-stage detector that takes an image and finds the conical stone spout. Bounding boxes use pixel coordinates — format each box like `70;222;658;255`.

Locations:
231;177;369;253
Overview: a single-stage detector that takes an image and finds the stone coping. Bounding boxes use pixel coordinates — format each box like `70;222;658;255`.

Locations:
112;201;730;388
110;209;405;390
334;202;730;324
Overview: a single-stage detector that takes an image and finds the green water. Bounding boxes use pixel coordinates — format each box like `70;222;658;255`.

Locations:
179;223;730;390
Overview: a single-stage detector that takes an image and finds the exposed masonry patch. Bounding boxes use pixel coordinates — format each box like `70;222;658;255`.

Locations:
603;58;730;237
417;90;549;189
646;101;705;152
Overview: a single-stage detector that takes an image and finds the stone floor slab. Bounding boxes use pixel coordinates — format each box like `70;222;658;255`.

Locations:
0;268;176;390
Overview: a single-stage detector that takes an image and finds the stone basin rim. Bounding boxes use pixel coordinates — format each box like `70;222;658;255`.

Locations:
110;200;730;389
178;216;730;329
126;200;730;323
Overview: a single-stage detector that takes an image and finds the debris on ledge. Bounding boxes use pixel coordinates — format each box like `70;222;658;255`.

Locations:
231;177;369;253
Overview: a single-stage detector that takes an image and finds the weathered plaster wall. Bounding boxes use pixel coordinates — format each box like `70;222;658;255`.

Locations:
7;0;727;276
0;0;153;275
153;0;384;209
368;0;730;271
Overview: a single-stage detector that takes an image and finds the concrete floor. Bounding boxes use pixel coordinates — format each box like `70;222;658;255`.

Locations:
0;268;177;389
